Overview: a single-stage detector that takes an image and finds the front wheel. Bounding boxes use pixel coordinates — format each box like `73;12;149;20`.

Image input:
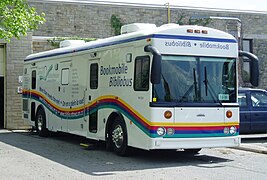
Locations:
111;117;129;156
35;109;49;137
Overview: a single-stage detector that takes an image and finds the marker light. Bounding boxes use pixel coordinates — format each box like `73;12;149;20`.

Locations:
224;127;230;134
157;127;166;136
202;30;208;34
164;110;172;119
187;29;194;33
167;128;175;136
226;110;233;118
187;29;208;34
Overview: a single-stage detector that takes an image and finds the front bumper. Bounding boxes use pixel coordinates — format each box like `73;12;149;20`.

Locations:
150;136;241;150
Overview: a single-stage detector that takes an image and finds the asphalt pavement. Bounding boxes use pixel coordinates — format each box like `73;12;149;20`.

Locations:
1;129;267;154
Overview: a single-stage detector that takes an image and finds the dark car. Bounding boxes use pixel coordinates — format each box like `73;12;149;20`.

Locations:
238;88;267;134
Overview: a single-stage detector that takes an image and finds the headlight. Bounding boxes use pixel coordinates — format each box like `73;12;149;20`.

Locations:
157;127;166;136
230;126;237;134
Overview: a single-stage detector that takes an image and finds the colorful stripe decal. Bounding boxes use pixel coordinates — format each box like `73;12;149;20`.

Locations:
22;90;239;138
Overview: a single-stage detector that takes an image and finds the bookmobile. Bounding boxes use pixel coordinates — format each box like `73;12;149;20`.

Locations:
22;23;259;155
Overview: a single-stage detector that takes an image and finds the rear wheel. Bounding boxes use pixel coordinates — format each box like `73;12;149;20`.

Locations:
35;109;49;137
111;117;129;156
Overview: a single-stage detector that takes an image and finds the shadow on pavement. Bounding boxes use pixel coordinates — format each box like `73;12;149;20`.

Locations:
0;130;232;177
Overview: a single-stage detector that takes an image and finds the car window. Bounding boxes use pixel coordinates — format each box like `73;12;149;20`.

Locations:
238;93;248;107
251;91;267;107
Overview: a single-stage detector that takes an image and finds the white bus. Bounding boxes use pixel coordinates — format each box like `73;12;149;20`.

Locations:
22;23;259;155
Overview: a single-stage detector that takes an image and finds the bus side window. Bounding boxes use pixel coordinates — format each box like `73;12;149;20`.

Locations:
61;68;69;85
134;56;150;91
32;70;36;89
90;63;98;89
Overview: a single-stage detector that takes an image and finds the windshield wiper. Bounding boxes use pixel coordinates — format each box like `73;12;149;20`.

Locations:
180;68;198;102
162;75;171;101
203;66;222;106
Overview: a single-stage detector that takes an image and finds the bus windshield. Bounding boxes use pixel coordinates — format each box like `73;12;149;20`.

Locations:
153;55;237;105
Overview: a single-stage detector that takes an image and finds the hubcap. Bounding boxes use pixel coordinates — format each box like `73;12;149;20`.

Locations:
37;114;43;131
112;124;124;148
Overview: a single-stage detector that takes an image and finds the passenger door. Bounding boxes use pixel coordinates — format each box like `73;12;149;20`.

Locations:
58;61;72;131
30;67;37;123
85;60;99;139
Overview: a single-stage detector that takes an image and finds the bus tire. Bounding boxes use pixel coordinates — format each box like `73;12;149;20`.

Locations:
111;117;129;156
35;108;49;137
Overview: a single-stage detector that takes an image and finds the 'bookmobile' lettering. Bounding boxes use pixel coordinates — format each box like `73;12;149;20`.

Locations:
100;63;133;87
199;42;229;50
100;63;128;75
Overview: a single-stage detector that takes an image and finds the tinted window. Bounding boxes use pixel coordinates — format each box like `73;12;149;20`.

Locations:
238;93;248;106
251;91;267;107
134;56;150;91
90;63;98;89
32;70;36;89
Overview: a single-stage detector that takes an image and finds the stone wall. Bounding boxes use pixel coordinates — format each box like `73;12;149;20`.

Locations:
0;33;32;129
29;1;267;88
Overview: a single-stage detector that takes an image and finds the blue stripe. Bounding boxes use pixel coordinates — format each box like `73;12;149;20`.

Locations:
25;34;237;62
152;34;237;43
150;129;223;134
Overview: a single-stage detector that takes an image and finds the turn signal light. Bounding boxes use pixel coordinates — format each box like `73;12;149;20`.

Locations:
164;110;172;119
226;110;233;118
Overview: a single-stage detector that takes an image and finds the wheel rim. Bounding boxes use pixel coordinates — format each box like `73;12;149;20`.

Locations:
37;114;43;131
112;124;124;149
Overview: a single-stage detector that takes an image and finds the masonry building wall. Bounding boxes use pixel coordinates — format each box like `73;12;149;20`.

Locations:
3;1;267;129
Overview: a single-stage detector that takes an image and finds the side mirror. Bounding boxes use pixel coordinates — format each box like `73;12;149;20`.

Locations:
144;45;162;84
239;51;259;87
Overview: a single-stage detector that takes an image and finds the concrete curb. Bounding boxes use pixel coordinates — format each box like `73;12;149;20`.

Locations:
233;144;267;154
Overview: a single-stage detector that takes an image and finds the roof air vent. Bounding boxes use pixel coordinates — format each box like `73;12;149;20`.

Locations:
60;40;85;48
121;23;156;34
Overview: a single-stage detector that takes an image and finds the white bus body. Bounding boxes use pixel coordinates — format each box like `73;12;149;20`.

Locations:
22;23;241;155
